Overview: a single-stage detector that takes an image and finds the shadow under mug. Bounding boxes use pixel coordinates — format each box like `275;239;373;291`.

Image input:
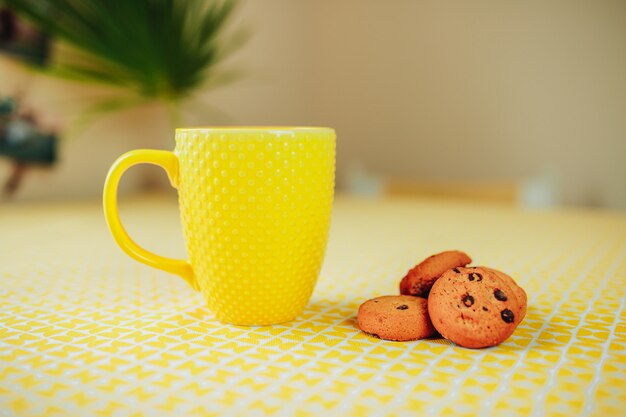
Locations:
103;127;336;325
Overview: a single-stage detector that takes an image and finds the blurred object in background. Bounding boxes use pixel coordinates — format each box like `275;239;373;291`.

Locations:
385;176;559;208
385;177;519;205
0;6;57;195
519;171;560;209
0;0;244;198
0;94;57;195
0;6;50;65
343;159;385;198
344;160;560;208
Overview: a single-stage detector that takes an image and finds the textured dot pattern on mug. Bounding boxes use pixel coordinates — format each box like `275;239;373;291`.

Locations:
175;129;336;325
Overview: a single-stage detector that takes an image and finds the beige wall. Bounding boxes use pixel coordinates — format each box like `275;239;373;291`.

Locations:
305;0;626;207
1;0;625;207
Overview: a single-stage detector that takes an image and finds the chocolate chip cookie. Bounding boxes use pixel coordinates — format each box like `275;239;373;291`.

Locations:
400;250;472;297
427;266;526;348
357;295;437;341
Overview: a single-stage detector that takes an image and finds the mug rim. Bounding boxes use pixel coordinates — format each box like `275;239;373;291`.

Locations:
176;126;335;134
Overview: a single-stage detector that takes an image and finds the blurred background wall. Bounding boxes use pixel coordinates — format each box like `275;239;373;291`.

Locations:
1;0;625;208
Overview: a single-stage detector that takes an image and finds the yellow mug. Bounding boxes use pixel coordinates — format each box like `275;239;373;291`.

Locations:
103;127;336;325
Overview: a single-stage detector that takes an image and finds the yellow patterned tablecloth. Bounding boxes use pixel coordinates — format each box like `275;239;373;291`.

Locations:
1;195;625;417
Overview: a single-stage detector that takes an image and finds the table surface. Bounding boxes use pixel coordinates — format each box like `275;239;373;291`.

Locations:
1;194;625;417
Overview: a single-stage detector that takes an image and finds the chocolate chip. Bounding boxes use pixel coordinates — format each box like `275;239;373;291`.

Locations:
494;289;508;301
468;272;483;282
501;309;514;323
462;294;474;307
453;268;460;273
482;306;489;311
396;304;409;310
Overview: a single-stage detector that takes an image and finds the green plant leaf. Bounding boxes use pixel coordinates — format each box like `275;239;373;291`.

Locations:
3;0;244;101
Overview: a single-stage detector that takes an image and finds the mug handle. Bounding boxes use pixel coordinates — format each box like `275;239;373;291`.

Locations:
103;149;197;290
